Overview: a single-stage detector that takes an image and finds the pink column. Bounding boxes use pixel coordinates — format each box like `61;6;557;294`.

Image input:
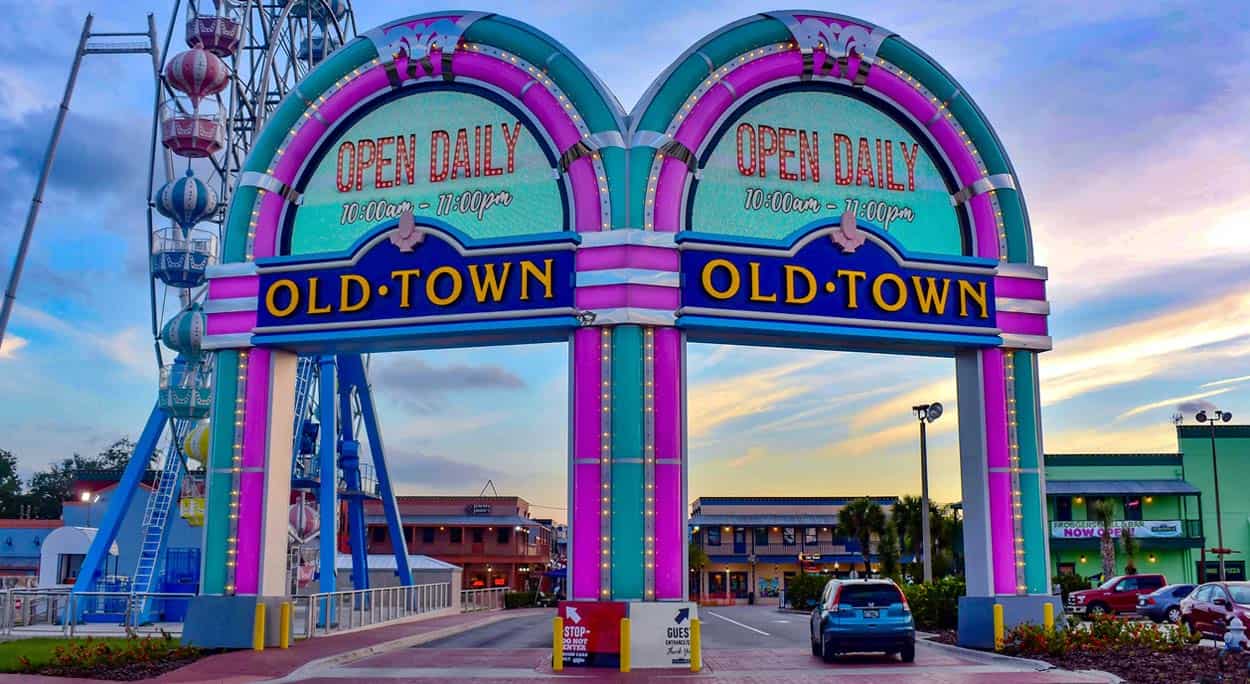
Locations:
653;327;683;599
234;348;270;594
981;348;1017;594
571;327;603;599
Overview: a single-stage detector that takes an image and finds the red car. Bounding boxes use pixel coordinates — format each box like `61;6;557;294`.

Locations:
1180;582;1250;645
1067;574;1166;617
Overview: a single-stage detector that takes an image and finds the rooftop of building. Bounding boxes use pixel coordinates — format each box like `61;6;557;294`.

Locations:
691;496;901;507
0;519;62;529
1044;453;1184;467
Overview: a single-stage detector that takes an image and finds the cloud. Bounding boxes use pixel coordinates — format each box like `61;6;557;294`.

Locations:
370;356;526;412
1202;374;1250;389
384;448;505;493
0;334;27;359
1039;289;1250;406
1116;388;1232;421
0;109;147;214
686;353;834;440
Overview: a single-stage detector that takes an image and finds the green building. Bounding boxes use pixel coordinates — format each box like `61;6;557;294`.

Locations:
1046;424;1249;585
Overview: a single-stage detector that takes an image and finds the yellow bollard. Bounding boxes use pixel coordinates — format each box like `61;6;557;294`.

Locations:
279;602;292;649
620;617;631;673
1043;602;1054;633
552;616;564;672
252;602;266;652
992;603;1004;651
690;617;702;672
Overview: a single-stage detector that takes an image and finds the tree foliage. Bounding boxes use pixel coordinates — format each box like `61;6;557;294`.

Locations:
1090;498;1118;578
837;497;886;571
879;521;901;580
0;438;138;520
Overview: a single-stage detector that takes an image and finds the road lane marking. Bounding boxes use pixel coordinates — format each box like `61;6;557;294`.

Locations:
706;610;771;636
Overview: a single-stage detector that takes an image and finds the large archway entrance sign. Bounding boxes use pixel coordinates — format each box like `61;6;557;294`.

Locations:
196;10;1054;646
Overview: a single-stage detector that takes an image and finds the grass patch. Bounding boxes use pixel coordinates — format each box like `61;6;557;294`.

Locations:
0;637;134;672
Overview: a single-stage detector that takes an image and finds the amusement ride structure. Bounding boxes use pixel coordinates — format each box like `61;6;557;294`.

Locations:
4;0;416;621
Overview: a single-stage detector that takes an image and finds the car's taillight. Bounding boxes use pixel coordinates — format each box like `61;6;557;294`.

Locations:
1144;597;1155;605
828;585;843;613
900;593;911;613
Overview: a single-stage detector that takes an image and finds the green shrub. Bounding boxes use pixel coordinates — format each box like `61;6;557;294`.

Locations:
1051;574;1090;602
1001;613;1200;657
901;575;965;630
504;591;537;609
784;573;829;610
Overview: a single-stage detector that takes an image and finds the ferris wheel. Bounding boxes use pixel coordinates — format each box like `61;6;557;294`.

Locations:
137;0;358;598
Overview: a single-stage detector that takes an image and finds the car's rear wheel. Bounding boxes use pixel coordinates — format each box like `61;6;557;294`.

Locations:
1165;606;1181;624
821;634;837;664
900;641;916;663
810;631;820;656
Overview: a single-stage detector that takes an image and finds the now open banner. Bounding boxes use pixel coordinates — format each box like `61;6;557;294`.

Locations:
1050;520;1184;539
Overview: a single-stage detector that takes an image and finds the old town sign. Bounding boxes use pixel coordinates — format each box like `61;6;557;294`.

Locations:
677;212;999;350
252;212;577;348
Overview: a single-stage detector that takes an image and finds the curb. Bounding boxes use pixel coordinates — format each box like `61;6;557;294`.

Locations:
266;610;544;683
917;638;1122;682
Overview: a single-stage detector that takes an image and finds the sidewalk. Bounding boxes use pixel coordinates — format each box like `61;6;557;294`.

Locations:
0;608;543;684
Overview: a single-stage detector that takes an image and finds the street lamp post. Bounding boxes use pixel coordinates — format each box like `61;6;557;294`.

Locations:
1196;409;1233;581
912;403;943;583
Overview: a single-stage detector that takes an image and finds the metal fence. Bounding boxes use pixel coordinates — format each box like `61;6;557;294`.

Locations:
296;582;452;639
0;590;195;637
460;587;507;612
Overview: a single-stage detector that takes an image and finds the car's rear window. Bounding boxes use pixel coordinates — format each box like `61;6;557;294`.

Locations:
1229;585;1250;605
838;584;902;607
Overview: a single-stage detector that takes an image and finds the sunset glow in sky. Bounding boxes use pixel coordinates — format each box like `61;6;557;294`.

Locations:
1;1;1247;522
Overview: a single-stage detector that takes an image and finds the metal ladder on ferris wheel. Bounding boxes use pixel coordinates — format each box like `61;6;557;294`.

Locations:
129;419;192;623
290;356;317;480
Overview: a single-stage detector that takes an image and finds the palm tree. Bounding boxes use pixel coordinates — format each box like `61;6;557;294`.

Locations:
838;497;886;574
689;541;709;598
892;496;924;571
879;521;902;581
1120;527;1139;575
1090;498;1117;579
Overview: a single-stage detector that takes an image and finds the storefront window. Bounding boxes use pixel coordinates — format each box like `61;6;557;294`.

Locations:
450;528;463;543
1055;496;1072;521
472;528;484;543
782;527;796;545
497;527;511;544
422;527;435;543
1123;496;1143;521
706;527;721;545
753;527;769;546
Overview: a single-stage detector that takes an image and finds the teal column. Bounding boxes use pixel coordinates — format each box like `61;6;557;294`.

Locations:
1013;350;1049;594
610;325;645;599
201;350;239;595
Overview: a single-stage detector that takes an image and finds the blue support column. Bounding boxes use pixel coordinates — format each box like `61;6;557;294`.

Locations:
316;356;338;596
73;403;168;596
337;361;369;591
340;354;414;587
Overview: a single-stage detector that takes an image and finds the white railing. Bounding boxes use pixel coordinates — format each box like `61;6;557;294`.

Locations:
296;582;452;639
460;587;507;612
0;590;196;637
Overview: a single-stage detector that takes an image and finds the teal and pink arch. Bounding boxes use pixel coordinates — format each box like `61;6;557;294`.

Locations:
197;9;1053;620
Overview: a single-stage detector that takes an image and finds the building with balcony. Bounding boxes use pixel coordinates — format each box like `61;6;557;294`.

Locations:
354;496;556;592
688;496;903;600
1046;423;1250;585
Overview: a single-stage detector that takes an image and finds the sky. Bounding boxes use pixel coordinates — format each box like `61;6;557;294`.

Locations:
0;1;1248;523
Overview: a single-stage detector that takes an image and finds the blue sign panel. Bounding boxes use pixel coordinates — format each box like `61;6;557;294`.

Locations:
255;216;576;335
678;217;997;338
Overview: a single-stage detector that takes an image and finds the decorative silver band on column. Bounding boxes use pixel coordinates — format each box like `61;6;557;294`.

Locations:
643;327;656;598
599;328;613;598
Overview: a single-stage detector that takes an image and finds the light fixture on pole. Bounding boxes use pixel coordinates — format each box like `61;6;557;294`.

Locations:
912;402;943;583
80;490;100;527
1195;409;1232;581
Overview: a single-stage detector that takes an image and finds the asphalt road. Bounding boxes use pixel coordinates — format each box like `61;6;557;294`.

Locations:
417;604;813;650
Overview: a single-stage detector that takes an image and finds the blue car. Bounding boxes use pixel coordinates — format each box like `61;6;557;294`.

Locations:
1137;583;1195;624
809;579;915;663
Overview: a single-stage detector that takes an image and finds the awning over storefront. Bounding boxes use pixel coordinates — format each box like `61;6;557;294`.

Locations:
1045;479;1201;496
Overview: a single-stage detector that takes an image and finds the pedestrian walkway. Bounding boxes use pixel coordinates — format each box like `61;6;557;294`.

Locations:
0;609;544;684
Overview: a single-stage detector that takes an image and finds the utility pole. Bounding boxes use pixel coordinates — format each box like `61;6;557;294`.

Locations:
1196;409;1232;581
912;403;944;583
0;14;158;348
